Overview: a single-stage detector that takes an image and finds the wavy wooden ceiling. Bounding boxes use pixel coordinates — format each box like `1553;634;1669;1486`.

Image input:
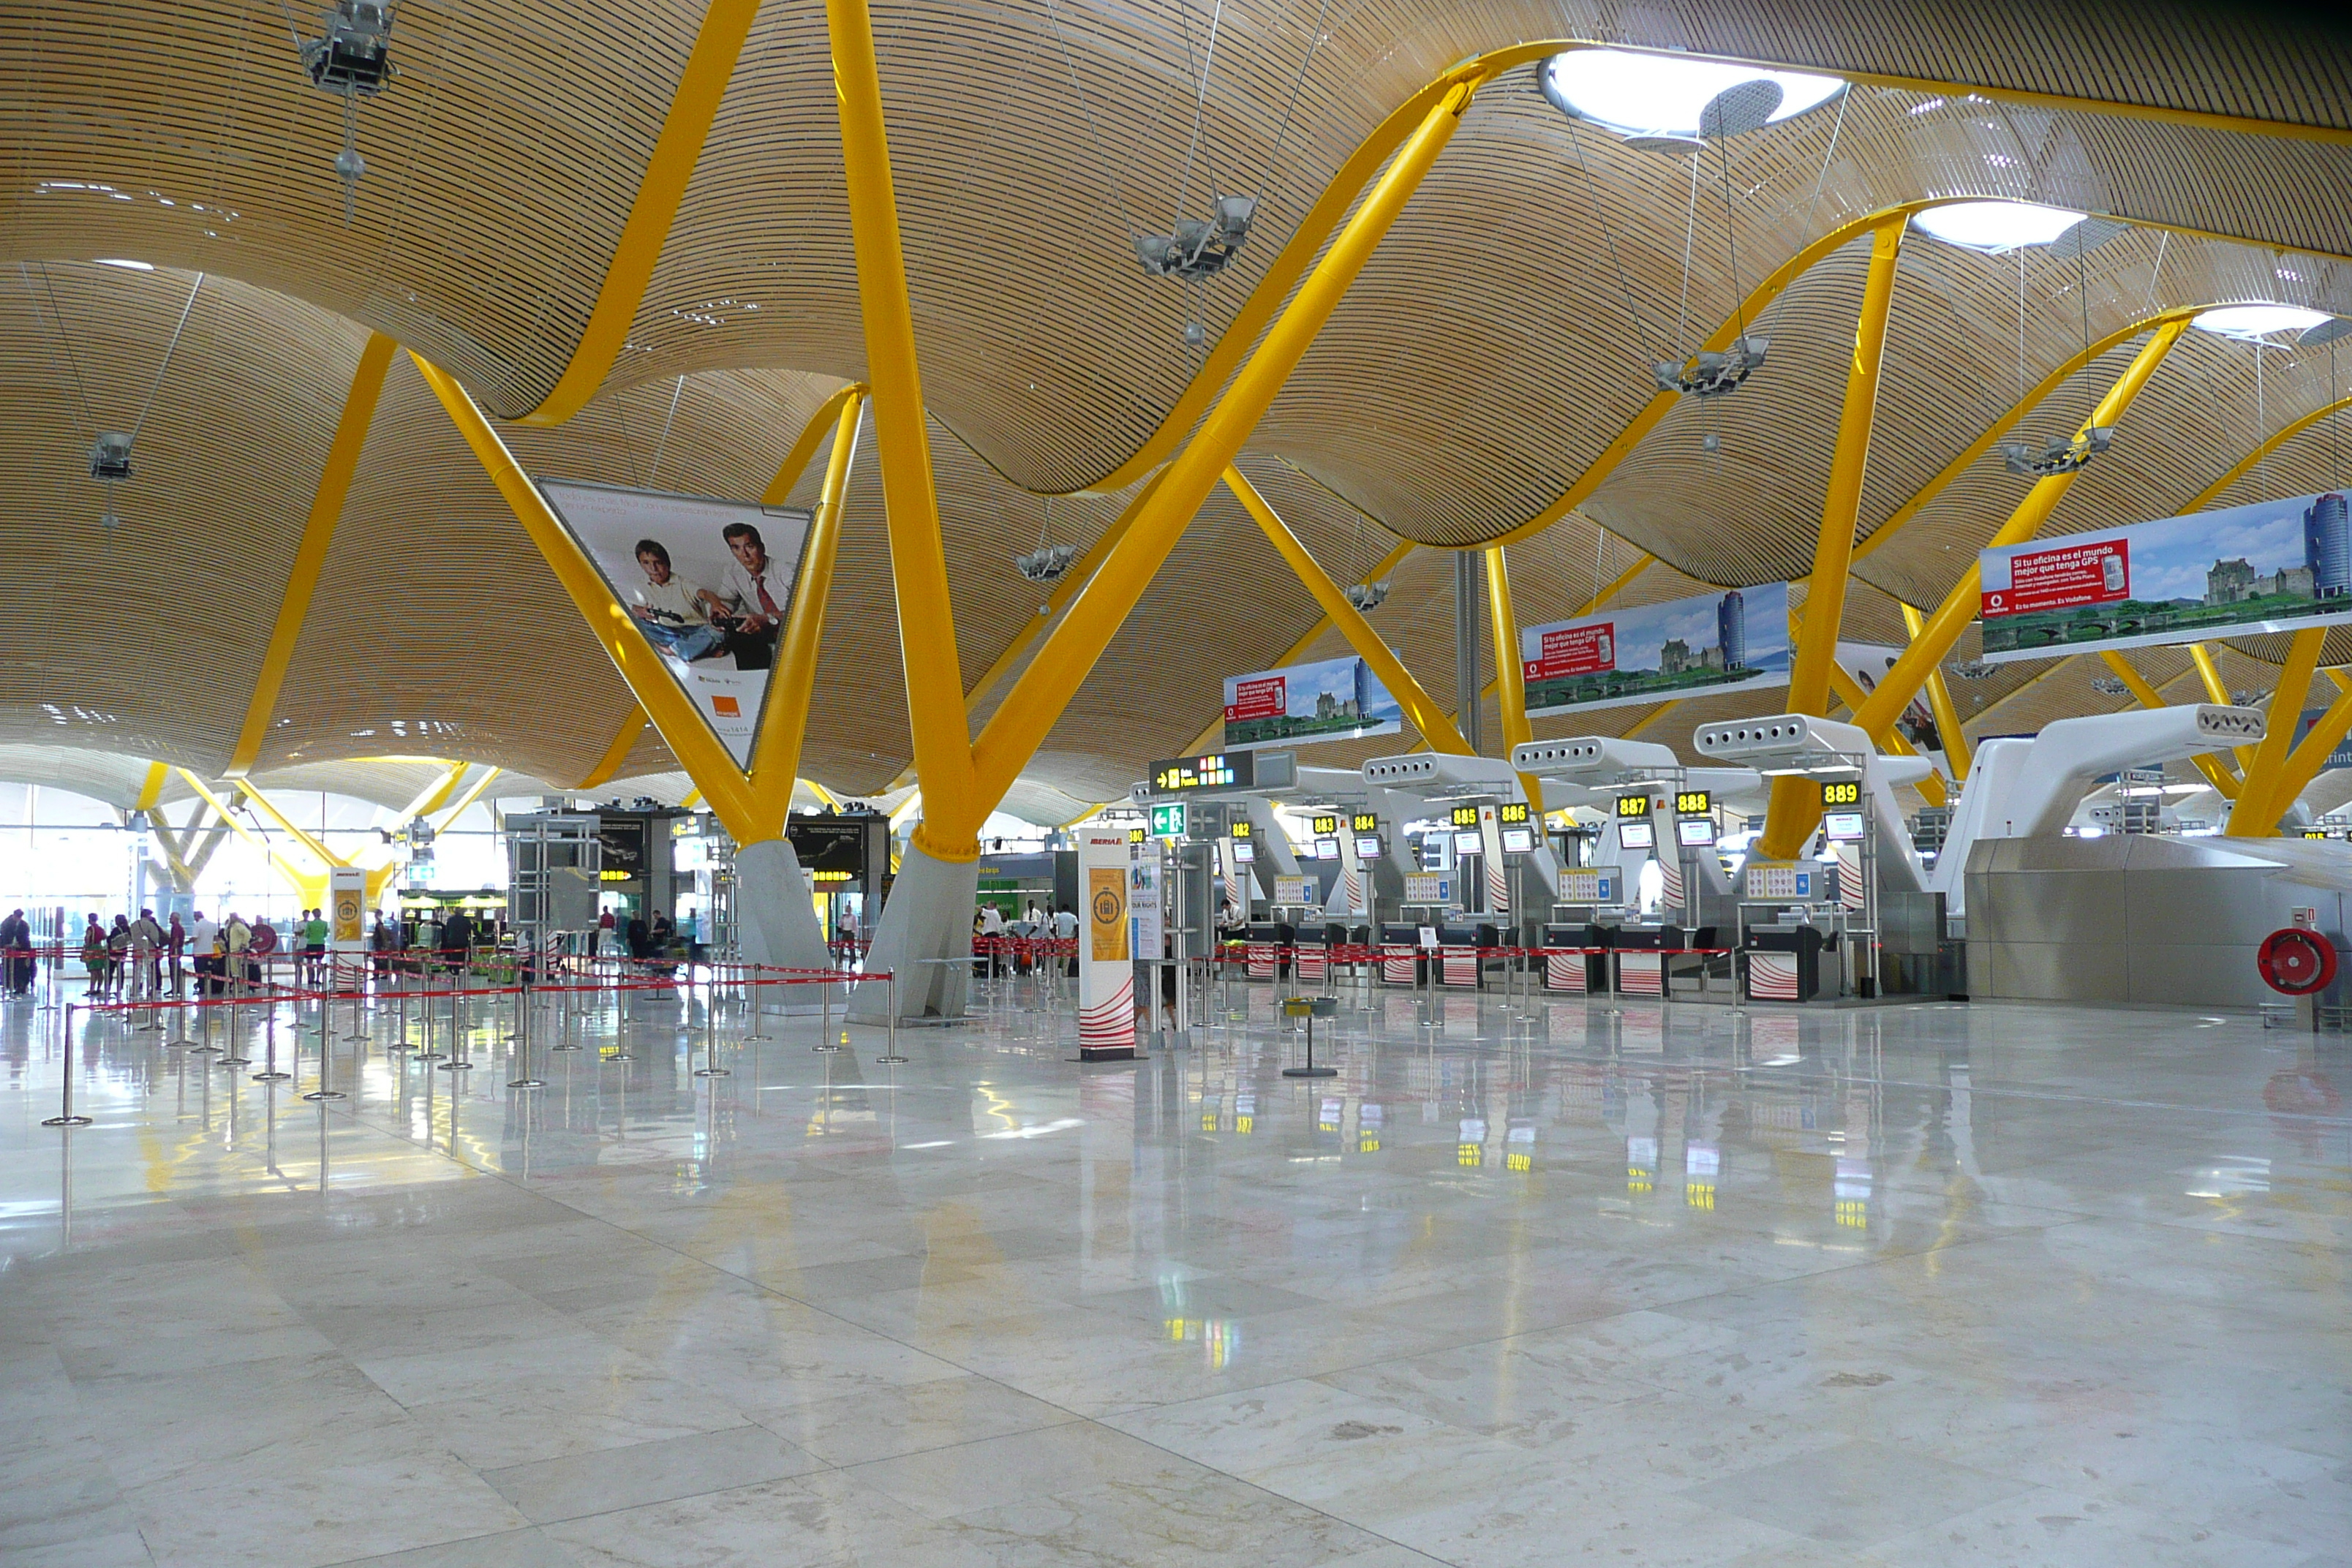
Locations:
1;1;2349;807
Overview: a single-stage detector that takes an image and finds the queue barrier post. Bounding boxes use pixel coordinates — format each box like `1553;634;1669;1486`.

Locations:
218;992;252;1068
304;989;346;1100
814;969;841;1053
43;1003;92;1127
695;967;729;1078
875;969;906;1063
508;977;544;1089
252;999;292;1082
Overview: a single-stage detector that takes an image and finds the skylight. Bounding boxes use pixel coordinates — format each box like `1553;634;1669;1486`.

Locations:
1539;50;1844;140
93;257;154;271
1910;201;2087;255
2193;304;2331;341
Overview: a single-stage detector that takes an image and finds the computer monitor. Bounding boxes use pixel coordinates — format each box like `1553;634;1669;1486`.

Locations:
1618;821;1655;850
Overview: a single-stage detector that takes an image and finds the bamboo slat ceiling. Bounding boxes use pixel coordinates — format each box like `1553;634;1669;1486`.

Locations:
0;1;2349;810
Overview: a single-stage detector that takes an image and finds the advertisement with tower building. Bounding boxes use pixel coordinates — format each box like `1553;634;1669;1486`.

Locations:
1978;491;2352;662
1520;581;1792;715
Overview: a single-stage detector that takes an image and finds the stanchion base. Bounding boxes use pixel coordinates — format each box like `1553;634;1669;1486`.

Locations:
1281;1066;1339;1078
812;1043;843;1053
301;1089;347;1101
42;1115;93;1127
216;1055;252;1068
743;1033;774;1043
693;1067;731;1077
250;1071;293;1082
506;1077;545;1088
190;1044;223;1054
166;1038;197;1049
412;1050;445;1061
438;1060;475;1071
872;1054;910;1063
603;1052;633;1063
549;1043;582;1052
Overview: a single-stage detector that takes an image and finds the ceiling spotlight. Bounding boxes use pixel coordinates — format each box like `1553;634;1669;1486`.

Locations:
1700;431;1722;454
1134;195;1256;282
302;1;396;94
1344;580;1391;613
88;431;133;481
2088;674;2130;696
1656;336;1768;399
2002;425;2111;477
1948;658;1997;681
1014;543;1081;584
298;2;396;222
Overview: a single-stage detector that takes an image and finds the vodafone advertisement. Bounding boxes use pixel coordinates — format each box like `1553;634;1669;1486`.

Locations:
1520;582;1790;716
1979;491;2352;662
1220;655;1402;752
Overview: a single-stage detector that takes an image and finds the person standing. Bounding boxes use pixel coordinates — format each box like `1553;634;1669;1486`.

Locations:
369;911;394;981
441;907;474;970
80;915;107;996
188;910;217;997
302;907;329;987
129;908;163;999
166;911;187;995
0;908;29;997
222;911;252;995
105;915;133;999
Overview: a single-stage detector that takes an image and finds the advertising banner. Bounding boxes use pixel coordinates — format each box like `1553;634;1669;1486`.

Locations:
328;866;366;951
1521;583;1792;715
1221;655;1403;752
535;479;816;766
1077;831;1134;1060
1979;491;2352;663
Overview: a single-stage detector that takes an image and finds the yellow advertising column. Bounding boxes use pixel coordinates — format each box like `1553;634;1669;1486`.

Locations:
1077;829;1135;1060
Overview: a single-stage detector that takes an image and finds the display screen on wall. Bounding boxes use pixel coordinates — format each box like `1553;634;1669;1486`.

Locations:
1618;821;1656;849
1499;826;1535;853
786;819;867;880
1452;830;1482;856
1354;834;1383;859
1677;818;1717;846
536;479;815;767
1979;491;2352;662
1221;655;1403;752
1520;581;1791;715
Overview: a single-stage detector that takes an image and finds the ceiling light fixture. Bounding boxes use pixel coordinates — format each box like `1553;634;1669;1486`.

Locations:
1948;659;1997;681
1539;49;1843;140
294;1;397;223
1134;195;1256;282
2195;304;2332;341
1910;200;2088;255
1014;543;1080;584
2088;674;2130;696
1344;581;1390;613
2003;425;2113;477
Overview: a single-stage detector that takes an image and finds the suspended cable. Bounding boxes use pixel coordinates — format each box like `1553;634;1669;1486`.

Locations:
1711;137;1749;345
25;263;92;432
1673;154;1700;358
1559;121;1657;358
1039;0;1139;241
128;272;204;447
1172;0;1229;218
1261;0;1330;189
646;374;686;489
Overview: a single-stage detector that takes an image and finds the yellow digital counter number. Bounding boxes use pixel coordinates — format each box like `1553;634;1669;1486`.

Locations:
1450;806;1480;829
1127;827;1147;844
1615;794;1653;819
1350;812;1379;834
1311;814;1339;836
1820;780;1861;808
1674;789;1712;816
1230;819;1251;838
1498;802;1530;824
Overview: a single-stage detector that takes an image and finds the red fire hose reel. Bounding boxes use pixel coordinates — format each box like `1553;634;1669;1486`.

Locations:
2257;928;2337;995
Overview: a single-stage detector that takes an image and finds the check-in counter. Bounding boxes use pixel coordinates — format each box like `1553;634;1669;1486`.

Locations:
1542;922;1610;993
1294;921;1348;983
1245;921;1294;980
1438;921;1499;988
1379;921;1429;985
1743;924;1833;1000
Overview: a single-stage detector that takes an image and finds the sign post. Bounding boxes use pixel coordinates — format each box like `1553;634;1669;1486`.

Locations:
1077;830;1135;1060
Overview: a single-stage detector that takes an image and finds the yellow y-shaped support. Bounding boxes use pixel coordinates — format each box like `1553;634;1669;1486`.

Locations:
2095;652;2239;800
1851;319;2190;750
1483;543;1542;815
1223;466;1471;755
1755;217;1906;860
2255;669;2352;833
1901;602;1972;783
2229;628;2326;835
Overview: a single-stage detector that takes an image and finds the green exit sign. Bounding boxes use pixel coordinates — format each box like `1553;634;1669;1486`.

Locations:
1150;802;1188;838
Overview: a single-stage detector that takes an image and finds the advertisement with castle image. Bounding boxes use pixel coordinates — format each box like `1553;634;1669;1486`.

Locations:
1519;581;1792;715
1221;655;1403;752
1978;491;2352;663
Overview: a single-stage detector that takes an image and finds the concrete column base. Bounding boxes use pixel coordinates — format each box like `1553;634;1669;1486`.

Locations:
734;837;840;1013
849;840;977;1023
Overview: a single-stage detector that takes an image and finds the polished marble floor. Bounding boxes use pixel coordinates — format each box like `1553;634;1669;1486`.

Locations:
0;968;2345;1567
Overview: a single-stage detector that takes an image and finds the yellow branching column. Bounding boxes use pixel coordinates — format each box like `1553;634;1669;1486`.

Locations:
1901;602;1972;785
2255;669;2352;833
1755;219;1906;860
828;0;981;862
2228;628;2327;835
1483;544;1543;815
1852;318;2190;750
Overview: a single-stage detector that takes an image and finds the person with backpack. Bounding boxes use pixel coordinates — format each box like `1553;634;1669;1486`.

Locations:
129;909;164;998
222;913;254;995
105;915;134;999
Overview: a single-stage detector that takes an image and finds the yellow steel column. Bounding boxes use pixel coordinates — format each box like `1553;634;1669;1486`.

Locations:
968;79;1480;813
1483;543;1543;815
227;333;396;777
1826;663;1946;807
2260;668;2352;832
1852;318;2191;747
577;715;648;790
1224;466;1471;754
135;761;168;812
175;771;328;903
2095;651;2239;799
410;353;764;843
1900;601;1972;783
762;382;869;505
2230;628;2326;834
1755;218;1907;860
747;389;865;830
826;0;981;856
236;781;348;867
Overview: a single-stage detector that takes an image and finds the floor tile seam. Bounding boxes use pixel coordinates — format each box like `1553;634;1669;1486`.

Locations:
743;1406;1090;1474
